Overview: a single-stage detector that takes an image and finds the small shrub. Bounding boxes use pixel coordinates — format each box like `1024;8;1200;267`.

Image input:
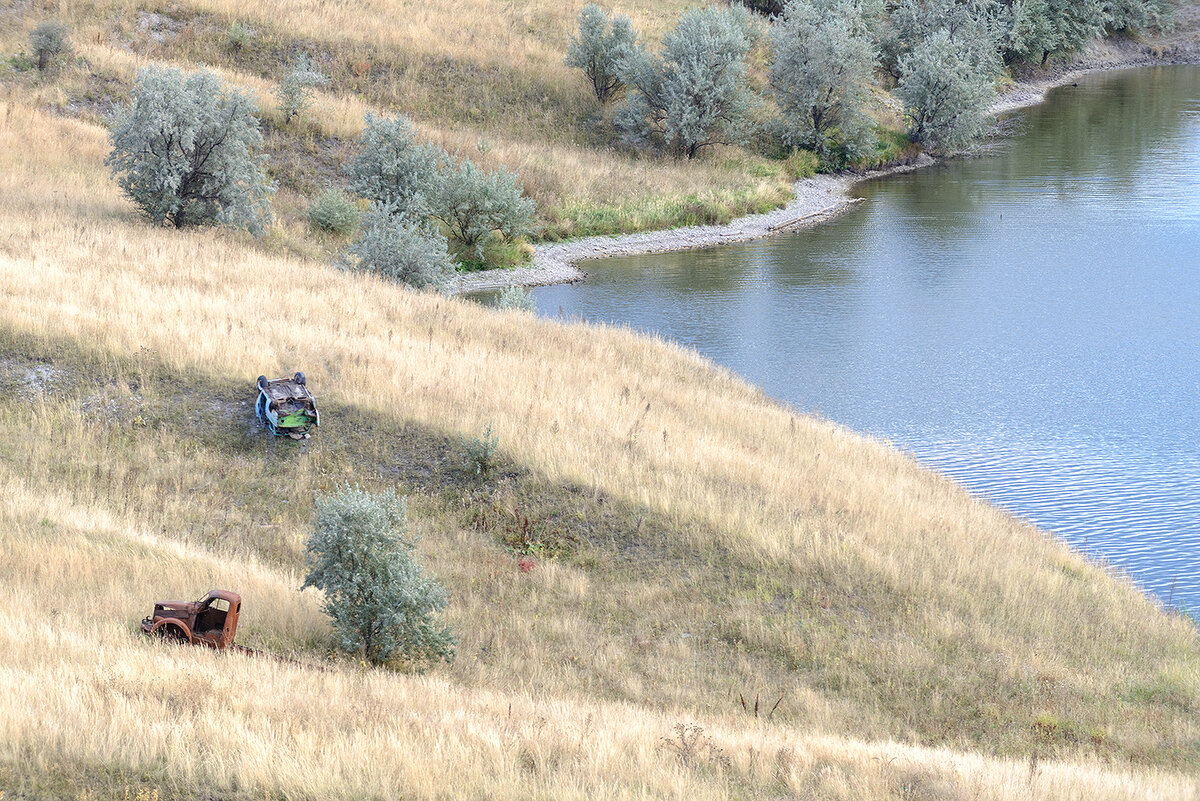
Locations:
343;204;456;291
492;286;536;313
502;514;545;556
307;189;359;235
226;22;252;51
1181;607;1199;629
659;723;731;769
30;21;70;73
859;127;918;169
1033;713;1072;743
7;52;36;73
302;485;456;668
467;501;578;558
345;113;443;220
566;3;639;103
461;423;499;478
347;115;536;270
470;238;534;272
433;156;536;263
106;66;274;234
276;54;328;124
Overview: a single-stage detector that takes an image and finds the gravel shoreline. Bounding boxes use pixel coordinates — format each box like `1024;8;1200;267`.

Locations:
448;164;935;293
451;39;1199;295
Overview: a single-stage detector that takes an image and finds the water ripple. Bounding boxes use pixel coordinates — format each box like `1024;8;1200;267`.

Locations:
537;67;1200;613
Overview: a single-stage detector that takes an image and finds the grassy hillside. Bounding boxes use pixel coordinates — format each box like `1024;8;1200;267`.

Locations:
1;91;1199;799
0;0;808;250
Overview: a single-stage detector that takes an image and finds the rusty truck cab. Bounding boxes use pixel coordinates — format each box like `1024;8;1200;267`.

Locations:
141;589;242;649
193;590;241;648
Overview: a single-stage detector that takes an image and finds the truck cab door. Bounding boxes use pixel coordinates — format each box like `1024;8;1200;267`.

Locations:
223;600;240;647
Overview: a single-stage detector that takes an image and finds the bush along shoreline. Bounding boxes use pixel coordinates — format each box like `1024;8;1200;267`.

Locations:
453;33;1200;294
13;0;1192;293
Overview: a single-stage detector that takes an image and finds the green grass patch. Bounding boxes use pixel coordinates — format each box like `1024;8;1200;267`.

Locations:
541;182;794;240
783;148;819;180
854;126;921;170
455;237;536;272
1126;665;1199;712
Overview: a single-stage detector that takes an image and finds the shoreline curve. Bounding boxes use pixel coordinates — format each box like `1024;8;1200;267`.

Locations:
451;42;1199;295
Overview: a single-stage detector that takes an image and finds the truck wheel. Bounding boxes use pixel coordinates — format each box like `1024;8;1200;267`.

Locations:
257;375;268;391
153;625;188;644
294;371;306;386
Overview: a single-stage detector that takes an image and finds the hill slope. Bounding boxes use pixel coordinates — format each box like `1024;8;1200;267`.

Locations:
1;94;1199;799
0;0;800;246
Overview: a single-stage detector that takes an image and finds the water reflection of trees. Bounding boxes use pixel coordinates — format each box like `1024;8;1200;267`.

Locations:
586;68;1200;299
1006;67;1199;190
764;208;870;289
579;249;737;298
854;168;993;289
867;68;1198;213
845;67;1200;286
611;216;869;295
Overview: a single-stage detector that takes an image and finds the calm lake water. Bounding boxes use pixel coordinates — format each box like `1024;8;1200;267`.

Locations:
534;67;1200;612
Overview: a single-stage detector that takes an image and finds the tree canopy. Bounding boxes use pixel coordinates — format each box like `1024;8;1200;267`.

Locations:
771;0;879;166
106;66;274;234
303;485;456;667
566;4;640;103
617;6;761;159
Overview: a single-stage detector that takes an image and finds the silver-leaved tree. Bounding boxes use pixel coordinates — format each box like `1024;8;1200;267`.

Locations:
433;156;536;263
303;485;456;668
344;113;443;221
343;113;537;273
770;0;879;168
106;66;274;235
565;3;640;103
617;6;760;159
898;28;996;152
344;204;457;291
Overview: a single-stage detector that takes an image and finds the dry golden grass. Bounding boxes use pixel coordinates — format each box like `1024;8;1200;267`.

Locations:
0;1;794;240
3;468;1199;800
1;98;1200;797
159;0;697;102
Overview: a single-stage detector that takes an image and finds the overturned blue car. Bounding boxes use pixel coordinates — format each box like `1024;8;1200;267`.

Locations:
255;373;319;439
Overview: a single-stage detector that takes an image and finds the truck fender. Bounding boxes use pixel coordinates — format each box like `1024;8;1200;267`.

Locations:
150;619;192;641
